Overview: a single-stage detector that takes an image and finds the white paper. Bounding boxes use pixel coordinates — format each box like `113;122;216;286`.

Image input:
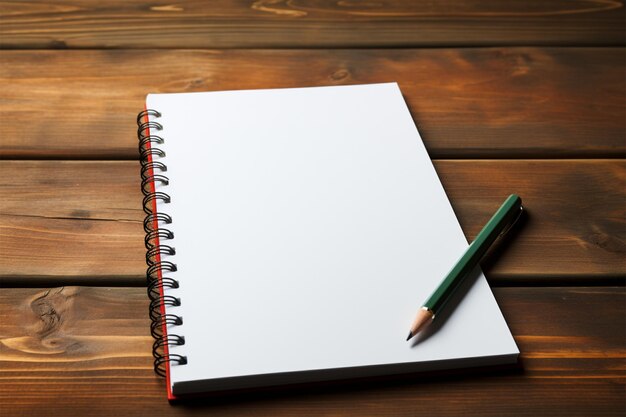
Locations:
146;83;518;395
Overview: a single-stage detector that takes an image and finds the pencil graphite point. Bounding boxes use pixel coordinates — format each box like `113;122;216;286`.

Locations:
406;331;414;341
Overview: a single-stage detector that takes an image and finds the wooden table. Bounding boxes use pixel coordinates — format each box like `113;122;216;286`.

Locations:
1;2;625;416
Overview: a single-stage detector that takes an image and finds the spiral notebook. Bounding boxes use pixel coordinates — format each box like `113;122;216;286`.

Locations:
137;83;519;400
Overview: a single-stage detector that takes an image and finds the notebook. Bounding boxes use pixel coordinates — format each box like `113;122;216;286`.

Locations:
137;83;519;400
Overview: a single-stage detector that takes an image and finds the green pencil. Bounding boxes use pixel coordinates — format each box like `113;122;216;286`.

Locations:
406;194;523;341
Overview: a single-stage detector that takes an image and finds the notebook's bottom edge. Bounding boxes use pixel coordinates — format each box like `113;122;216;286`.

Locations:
169;353;519;399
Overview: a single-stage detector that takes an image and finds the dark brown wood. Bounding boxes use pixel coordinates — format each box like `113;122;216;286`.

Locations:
0;286;623;416
1;48;624;159
1;160;624;285
438;160;626;281
0;0;624;49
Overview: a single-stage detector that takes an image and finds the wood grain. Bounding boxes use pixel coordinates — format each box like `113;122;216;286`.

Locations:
1;160;624;285
1;48;624;159
0;0;624;49
0;286;623;416
3;1;624;415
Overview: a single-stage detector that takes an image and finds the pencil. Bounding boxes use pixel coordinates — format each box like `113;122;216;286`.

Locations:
406;194;523;341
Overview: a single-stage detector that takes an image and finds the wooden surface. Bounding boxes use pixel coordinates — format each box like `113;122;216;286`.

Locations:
1;286;624;416
0;1;624;416
2;48;625;159
1;1;625;48
1;160;624;284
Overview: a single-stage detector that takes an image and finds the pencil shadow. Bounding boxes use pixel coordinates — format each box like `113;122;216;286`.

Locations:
410;265;483;348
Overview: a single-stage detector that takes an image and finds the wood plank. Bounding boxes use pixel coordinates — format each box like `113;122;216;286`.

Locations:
438;160;626;281
0;1;624;48
1;160;624;285
0;161;142;283
0;286;623;416
1;48;624;159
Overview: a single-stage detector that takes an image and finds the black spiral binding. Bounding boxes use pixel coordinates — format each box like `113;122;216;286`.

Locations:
137;109;187;377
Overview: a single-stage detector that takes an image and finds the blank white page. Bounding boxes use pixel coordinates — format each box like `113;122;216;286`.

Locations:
146;83;518;395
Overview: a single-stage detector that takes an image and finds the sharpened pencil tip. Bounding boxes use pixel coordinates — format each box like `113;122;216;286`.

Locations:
406;331;414;341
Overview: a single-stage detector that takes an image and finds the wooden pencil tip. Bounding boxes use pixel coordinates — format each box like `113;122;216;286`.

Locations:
407;308;434;340
406;331;414;341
